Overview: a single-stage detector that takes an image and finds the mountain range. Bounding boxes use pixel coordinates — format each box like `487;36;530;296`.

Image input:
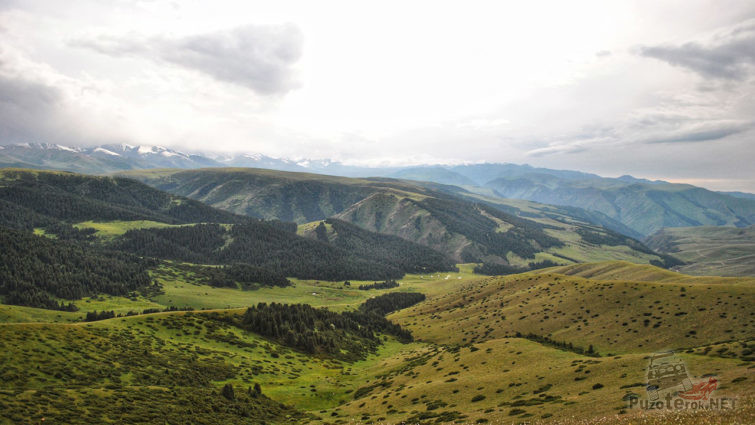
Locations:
2;142;754;239
119;167;676;268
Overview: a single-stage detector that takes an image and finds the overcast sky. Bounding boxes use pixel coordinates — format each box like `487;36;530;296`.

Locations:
1;0;754;191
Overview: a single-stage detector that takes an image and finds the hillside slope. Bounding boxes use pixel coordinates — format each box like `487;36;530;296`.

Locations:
0;168;252;230
389;163;755;237
645;225;755;277
391;261;755;353
121;168;674;267
0;169;459;311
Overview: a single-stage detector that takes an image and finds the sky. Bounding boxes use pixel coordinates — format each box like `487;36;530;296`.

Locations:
0;0;754;191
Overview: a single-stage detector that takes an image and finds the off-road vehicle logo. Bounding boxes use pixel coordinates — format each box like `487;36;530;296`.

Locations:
626;351;736;411
646;352;694;401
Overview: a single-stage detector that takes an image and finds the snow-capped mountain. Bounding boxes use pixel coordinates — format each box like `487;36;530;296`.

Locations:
0;143;222;174
0;142;400;177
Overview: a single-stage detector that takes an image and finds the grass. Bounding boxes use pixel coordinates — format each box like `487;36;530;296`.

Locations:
646;225;755;277
391;262;755;354
73;220;185;239
1;261;753;424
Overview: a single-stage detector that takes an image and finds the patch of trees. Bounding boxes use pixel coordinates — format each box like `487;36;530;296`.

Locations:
174;263;291;289
358;280;399;290
84;310;116;321
359;292;426;315
0;227;155;310
235;302;413;361
473;259;562;276
113;222;407;281
515;332;599;357
0;170;252;226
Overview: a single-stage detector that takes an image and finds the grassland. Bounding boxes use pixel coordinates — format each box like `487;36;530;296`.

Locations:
646;225;755;277
1;261;753;424
73;220;184;238
392;262;755;353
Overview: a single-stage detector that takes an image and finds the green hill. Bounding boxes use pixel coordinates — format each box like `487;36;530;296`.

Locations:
391;261;755;353
479;171;755;237
121;168;675;268
298;218;457;274
0;169;459;311
0;168;252;230
645;225;755;277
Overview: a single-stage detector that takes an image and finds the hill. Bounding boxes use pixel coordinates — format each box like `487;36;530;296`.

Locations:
0;257;752;424
0;168;252;231
391;261;755;353
0;169;460;311
120;168;675;267
445;164;755;237
645;225;755;277
298;218;457;274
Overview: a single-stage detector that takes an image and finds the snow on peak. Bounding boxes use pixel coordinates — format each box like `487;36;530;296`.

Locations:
160;150;188;158
54;144;77;152
93;147;120;156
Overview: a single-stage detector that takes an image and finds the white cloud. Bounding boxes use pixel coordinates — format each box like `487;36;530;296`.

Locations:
0;0;754;190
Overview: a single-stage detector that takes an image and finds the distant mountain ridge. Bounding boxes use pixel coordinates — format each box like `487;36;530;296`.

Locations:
120;167;677;268
2;142;753;238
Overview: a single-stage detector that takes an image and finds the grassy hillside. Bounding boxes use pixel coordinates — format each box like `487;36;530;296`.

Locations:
117;167;435;223
391;261;755;353
298;218;458;273
122;168;675;268
2;263;752;424
646;225;755;277
483;175;755;237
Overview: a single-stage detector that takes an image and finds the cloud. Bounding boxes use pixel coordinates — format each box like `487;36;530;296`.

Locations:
70;24;303;95
0;71;63;143
638;19;755;80
644;121;751;144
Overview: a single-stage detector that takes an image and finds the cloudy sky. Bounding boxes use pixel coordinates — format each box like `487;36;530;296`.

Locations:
1;0;754;190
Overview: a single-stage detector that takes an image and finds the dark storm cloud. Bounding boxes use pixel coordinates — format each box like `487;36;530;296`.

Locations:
0;72;63;142
639;19;755;80
70;24;303;95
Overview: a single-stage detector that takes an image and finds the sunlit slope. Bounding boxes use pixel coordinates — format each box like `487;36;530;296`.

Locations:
333;337;754;424
391;263;755;354
536;260;755;284
0;313;310;424
646;225;755;277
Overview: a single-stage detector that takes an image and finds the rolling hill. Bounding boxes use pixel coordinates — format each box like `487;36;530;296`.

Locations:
0;169;459;311
421;163;755;237
7;143;753;239
120;167;676;267
391;261;755;353
645;225;755;277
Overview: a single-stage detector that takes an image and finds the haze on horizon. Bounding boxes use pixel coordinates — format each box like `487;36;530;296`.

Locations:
0;0;754;191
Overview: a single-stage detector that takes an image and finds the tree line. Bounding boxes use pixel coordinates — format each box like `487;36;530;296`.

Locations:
0;227;155;310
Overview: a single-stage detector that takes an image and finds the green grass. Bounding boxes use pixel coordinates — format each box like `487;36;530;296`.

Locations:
2;261;753;424
646;225;755;277
392;262;755;354
73;220;185;238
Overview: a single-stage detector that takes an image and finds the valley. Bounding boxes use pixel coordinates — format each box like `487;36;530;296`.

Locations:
0;168;752;425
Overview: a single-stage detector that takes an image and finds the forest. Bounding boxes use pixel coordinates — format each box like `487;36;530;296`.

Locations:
0;227;155;310
235;301;415;361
